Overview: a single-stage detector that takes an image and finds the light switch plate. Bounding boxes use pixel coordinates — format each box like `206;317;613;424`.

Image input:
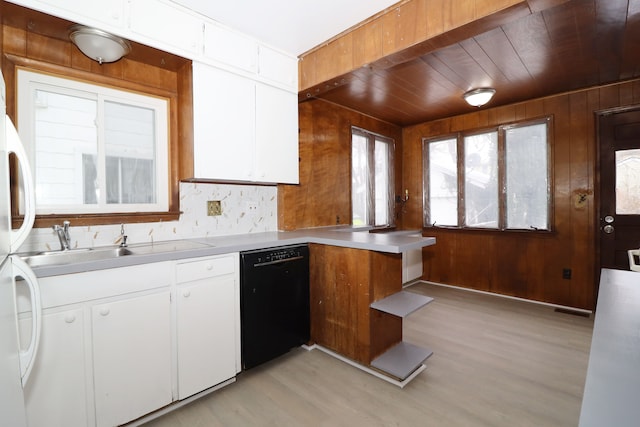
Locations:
207;200;222;216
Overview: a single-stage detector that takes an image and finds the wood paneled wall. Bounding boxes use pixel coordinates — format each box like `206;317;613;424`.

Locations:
403;80;640;310
309;243;403;364
278;100;403;230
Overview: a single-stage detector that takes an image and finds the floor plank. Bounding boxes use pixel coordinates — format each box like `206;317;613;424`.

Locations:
144;282;594;427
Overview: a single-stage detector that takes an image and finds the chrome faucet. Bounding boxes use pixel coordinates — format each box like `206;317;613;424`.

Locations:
53;220;71;251
120;224;128;247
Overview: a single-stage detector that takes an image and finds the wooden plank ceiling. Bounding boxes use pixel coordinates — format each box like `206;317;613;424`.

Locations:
302;0;640;126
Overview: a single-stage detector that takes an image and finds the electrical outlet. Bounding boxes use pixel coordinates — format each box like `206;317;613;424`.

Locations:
207;200;222;216
562;268;572;280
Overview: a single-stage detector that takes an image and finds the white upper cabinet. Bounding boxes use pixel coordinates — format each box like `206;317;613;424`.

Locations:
203;21;258;74
255;82;299;183
12;0;300;184
193;63;256;182
129;0;202;56
192;62;299;184
10;0;126;28
258;45;298;90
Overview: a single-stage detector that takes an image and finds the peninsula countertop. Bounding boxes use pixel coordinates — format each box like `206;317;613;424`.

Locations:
22;226;436;277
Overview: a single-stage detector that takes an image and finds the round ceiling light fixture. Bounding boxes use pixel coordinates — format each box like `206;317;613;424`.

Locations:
463;88;496;107
69;25;131;65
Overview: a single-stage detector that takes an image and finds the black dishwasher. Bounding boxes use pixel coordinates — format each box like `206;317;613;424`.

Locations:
240;244;310;370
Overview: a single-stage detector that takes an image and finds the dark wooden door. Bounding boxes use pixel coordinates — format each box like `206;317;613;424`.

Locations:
598;109;640;270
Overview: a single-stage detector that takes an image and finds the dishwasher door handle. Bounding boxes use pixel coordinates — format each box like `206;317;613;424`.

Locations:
253;256;306;267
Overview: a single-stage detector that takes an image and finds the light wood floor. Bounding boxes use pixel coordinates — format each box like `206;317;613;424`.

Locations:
145;282;594;427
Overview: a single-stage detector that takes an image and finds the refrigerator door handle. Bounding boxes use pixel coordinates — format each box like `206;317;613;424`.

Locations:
6;115;35;253
11;256;41;386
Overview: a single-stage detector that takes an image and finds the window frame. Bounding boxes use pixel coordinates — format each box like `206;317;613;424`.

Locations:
351;126;395;227
17;68;170;215
422;117;553;232
5;53;186;229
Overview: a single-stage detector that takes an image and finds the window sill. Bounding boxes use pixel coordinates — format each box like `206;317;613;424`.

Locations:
13;211;181;229
422;225;554;236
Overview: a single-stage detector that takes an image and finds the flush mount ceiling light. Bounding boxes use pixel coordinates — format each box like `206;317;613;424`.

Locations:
463;88;496;107
69;25;131;65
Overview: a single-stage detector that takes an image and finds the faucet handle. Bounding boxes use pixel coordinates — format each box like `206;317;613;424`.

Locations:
120;224;128;247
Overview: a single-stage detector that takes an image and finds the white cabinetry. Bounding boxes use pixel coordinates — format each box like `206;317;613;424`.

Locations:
17;253;240;426
11;0;300;184
203;21;257;74
16;262;174;427
192;62;299;184
258;45;298;89
92;291;172;427
20;307;88;427
176;254;239;399
9;0;126;29
255;82;299;183
129;0;202;55
193;63;255;182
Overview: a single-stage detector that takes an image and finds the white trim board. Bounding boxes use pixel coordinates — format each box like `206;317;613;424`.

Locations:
303;344;426;389
409;280;593;315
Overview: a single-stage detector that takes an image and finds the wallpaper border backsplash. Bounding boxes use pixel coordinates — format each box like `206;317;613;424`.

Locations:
20;182;278;253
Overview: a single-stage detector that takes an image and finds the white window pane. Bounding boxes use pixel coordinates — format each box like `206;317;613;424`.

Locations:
505;123;548;229
616;149;640;214
429;138;458;226
374;139;389;225
351;133;368;226
33;90;98;205
464;132;498;228
105;101;156;204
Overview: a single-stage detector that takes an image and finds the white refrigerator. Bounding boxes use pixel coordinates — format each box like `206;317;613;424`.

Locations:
0;69;40;427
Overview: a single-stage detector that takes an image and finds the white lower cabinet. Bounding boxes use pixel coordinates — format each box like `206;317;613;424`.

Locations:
21;307;88;427
176;254;239;399
20;253;240;426
92;290;172;427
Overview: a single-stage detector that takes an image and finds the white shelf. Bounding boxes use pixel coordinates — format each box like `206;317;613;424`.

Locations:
371;342;433;380
370;291;433;317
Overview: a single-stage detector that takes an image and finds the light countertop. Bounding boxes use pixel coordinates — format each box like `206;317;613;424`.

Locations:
579;268;640;427
23;226;436;277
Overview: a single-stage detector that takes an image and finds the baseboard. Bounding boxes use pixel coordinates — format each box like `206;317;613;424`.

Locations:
303;344;426;388
408;280;593;315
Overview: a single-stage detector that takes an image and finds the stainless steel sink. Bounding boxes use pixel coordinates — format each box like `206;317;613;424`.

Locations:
21;247;134;268
19;240;211;268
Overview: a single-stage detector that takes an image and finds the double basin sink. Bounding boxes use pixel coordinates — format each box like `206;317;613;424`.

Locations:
20;240;212;268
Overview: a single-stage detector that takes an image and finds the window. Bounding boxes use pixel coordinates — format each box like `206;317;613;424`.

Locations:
17;69;169;215
423;118;551;231
351;127;395;226
615;149;640;214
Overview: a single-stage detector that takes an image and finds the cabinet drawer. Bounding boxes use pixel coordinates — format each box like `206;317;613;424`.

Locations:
176;255;235;283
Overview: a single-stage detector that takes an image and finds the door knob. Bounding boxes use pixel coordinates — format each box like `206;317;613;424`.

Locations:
603;224;614;234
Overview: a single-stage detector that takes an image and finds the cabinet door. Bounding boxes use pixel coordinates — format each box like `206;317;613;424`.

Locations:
203;21;257;73
193;63;256;181
255;83;299;184
129;0;202;55
92;291;172;427
176;276;237;399
11;0;125;29
258;45;298;90
20;308;88;427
